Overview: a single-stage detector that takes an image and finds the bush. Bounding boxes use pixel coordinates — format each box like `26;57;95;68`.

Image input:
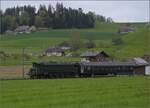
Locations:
85;40;96;49
112;37;124;45
70;32;84;51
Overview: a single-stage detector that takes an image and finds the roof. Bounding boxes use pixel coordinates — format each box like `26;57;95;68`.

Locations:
45;46;64;53
80;51;109;57
34;62;79;66
15;26;30;32
81;58;148;67
81;61;136;67
119;26;135;33
81;51;99;57
133;58;149;66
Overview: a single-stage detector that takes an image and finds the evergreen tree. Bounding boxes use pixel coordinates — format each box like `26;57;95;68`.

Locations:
1;3;112;33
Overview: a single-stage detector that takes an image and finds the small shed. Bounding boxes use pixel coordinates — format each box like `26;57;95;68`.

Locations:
118;26;135;34
133;57;149;75
80;51;109;62
142;55;150;75
45;46;65;56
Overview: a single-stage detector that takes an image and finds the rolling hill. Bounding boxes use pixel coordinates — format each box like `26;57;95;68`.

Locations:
0;22;149;65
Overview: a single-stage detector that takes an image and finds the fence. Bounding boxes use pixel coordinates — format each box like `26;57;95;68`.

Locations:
0;46;80;79
0;47;43;79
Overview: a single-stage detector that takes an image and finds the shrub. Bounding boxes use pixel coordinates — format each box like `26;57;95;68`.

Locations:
85;40;96;49
112;37;124;45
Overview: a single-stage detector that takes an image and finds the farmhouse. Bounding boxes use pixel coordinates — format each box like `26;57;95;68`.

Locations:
133;57;149;75
15;25;30;34
45;46;65;56
142;55;150;75
80;51;109;62
118;26;135;34
14;25;36;34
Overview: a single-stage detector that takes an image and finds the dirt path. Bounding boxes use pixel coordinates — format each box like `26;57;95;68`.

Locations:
0;66;31;78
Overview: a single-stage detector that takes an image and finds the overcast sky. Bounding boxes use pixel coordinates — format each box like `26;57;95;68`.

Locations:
1;0;149;22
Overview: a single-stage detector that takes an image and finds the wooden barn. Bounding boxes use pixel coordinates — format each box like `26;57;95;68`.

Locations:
80;51;109;62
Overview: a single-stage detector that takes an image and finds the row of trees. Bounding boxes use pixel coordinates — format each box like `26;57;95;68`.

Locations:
0;3;113;34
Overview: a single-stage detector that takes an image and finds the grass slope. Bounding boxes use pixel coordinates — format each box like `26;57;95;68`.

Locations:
0;22;149;65
0;76;150;108
109;25;150;59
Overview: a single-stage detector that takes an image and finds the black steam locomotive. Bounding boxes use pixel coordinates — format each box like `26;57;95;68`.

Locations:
28;61;142;79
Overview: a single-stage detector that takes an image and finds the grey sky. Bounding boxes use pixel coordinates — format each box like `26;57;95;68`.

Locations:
1;0;149;22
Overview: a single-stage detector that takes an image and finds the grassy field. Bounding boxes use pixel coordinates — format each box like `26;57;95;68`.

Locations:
0;22;149;65
0;76;150;108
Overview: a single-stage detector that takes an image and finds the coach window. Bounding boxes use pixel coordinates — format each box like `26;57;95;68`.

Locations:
87;66;91;71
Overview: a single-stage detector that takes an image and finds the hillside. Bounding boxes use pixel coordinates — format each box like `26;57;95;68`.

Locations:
0;22;149;65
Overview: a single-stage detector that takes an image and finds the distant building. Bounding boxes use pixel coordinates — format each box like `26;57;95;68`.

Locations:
45;46;65;56
142;55;150;75
118;26;135;34
14;25;36;34
15;25;30;34
133;57;149;75
80;51;109;62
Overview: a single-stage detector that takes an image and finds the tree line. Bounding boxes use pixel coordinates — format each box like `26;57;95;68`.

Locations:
0;3;113;34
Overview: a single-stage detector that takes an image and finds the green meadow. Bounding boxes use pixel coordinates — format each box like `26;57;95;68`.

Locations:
0;22;149;65
0;76;149;108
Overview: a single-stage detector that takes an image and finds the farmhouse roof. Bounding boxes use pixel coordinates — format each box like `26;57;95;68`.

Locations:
133;57;149;66
34;62;79;66
15;25;30;32
118;26;135;33
80;51;109;57
45;46;64;53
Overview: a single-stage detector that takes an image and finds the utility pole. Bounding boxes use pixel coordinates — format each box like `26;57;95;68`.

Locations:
22;48;25;78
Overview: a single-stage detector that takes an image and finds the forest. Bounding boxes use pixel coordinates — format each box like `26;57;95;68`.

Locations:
0;3;113;34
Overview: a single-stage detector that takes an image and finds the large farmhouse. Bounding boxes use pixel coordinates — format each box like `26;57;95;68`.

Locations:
80;51;109;62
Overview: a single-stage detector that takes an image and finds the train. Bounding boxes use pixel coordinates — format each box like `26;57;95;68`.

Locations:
28;61;146;79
